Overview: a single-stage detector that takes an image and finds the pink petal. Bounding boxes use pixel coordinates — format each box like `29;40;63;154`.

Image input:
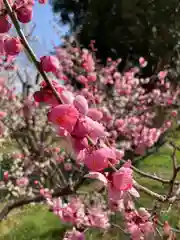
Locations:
128;187;140;198
85;172;108;186
73;95;89;115
87;108;103;121
59;90;74;104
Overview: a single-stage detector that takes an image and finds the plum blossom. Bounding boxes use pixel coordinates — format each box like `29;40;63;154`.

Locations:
48;104;79;133
84;147;116;171
40;55;59;73
16;177;29;187
63;229;85;240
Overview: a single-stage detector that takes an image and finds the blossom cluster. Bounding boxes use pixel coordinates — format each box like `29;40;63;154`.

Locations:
0;0;179;239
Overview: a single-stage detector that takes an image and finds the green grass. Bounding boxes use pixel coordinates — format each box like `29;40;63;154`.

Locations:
1;143;180;239
0;205;67;240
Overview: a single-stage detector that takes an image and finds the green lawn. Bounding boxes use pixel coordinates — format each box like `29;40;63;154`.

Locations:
1;143;180;239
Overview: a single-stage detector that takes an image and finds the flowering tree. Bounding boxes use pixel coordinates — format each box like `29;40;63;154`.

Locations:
0;0;180;239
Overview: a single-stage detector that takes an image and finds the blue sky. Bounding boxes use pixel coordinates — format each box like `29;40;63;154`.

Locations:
32;2;69;55
17;2;70;67
15;2;69;91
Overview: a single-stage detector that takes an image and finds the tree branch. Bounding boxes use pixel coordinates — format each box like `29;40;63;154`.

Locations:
0;177;85;221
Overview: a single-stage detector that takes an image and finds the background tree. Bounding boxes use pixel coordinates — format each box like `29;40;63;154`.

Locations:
51;0;180;78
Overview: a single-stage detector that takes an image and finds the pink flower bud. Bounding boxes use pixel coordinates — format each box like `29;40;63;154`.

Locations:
73;95;89;115
158;70;168;80
52;147;60;153
40;55;59;73
4;37;22;56
55;156;64;163
16;6;33;23
139;57;147;68
64;163;72;171
0;16;12;33
34;180;38;185
171;110;177;117
3;171;9;181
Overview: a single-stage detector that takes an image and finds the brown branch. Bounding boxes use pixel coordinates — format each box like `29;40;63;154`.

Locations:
133;180;166;202
0;177;85;221
167;147;180;198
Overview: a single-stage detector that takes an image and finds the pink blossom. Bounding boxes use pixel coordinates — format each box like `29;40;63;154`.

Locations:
85;117;107;142
59;90;74;104
52;147;60;153
82;51;95;72
0;111;6;118
40;55;59;73
63;229;85;240
16;177;29;187
85;172;108;185
73;95;88;115
87;108;103;121
76;75;88;85
48;104;79;133
127;223;142;240
115;149;124;159
0;16;12;33
112;162;133;191
4;37;22;56
108;183;124;201
158;70;168;79
34;81;64;106
71;137;89;156
87;72;97;82
51;198;62;216
171;110;177;117
115;119;124;128
39;188;52;199
71;117;89;138
88;207;110;229
55;156;64;163
84;147;116;171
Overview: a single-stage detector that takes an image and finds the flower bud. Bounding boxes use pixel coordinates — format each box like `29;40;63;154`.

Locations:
0;16;12;33
3;171;9;181
73;95;89;115
16;6;33;23
4;37;22;56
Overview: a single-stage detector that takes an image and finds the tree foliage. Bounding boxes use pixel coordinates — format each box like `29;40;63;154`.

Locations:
52;0;180;76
